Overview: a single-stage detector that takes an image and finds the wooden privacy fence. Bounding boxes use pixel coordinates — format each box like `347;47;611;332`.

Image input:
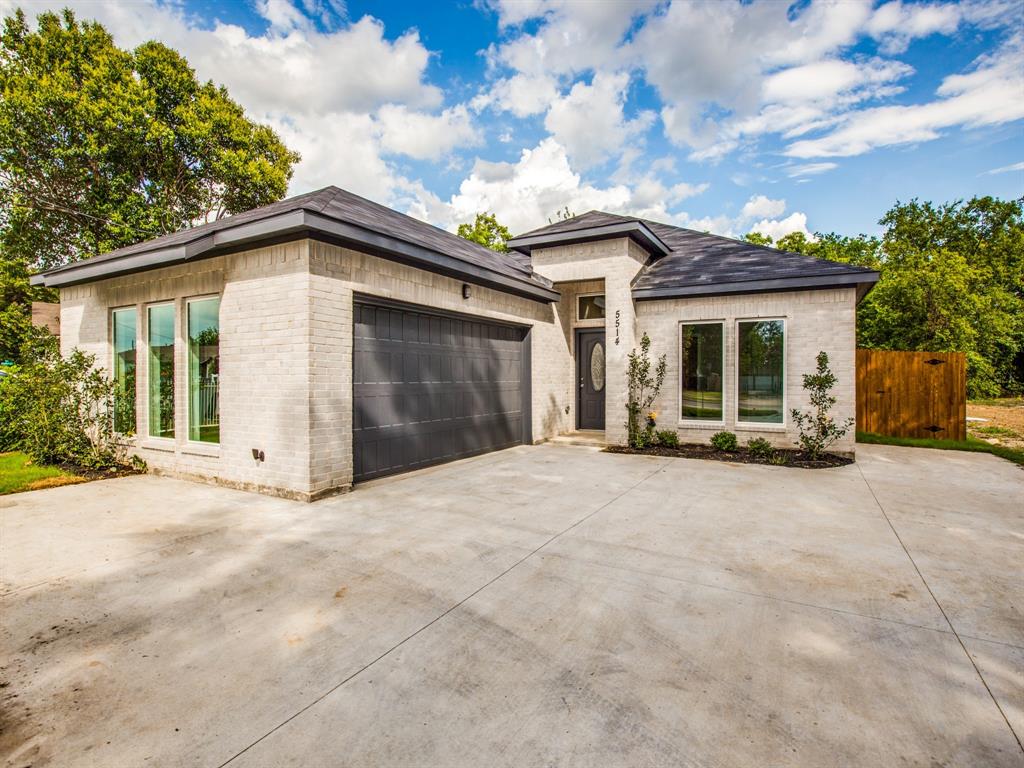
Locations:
856;349;966;441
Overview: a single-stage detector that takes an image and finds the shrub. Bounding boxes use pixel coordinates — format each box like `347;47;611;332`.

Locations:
791;351;855;459
768;452;789;466
624;333;667;448
747;437;775;459
656;429;680;448
0;333;139;469
710;431;738;451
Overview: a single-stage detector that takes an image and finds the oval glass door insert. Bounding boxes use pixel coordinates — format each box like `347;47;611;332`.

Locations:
590;341;605;391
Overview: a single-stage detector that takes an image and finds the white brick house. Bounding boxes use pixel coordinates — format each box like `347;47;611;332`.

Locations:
33;187;878;500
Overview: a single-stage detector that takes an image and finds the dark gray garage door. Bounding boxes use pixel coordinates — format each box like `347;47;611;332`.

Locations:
353;298;530;482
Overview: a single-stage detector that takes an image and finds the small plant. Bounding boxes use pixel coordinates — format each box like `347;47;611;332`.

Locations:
624;333;667;448
747;437;775;459
656;429;680;448
710;431;738;451
768;452;789;466
791;351;854;459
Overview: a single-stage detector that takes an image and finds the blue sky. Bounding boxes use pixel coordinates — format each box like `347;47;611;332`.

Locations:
3;0;1022;238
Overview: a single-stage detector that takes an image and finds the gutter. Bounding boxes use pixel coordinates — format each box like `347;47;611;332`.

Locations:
631;271;881;302
31;210;560;304
507;220;671;257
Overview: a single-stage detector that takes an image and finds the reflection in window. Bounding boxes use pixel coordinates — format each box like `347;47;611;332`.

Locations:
112;308;137;434
577;294;605;320
738;320;784;423
188;298;220;444
148;304;175;439
680;323;723;420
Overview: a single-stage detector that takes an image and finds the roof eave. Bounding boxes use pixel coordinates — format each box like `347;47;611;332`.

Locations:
632;271;880;301
507;220;670;257
30;210;559;303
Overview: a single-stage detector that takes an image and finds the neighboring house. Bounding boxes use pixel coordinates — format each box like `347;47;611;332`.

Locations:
32;186;878;501
31;301;61;337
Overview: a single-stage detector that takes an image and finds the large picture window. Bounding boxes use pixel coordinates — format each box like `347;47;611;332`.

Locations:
112;308;137;434
188;297;220;444
148;304;175;439
737;319;785;424
680;323;723;421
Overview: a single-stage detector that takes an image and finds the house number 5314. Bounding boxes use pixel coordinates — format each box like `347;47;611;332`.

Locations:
615;310;620;345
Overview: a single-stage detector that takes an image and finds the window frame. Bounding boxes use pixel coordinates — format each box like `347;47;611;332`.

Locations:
110;305;138;436
734;317;787;429
576;292;606;322
145;301;177;442
677;320;726;426
185;294;222;446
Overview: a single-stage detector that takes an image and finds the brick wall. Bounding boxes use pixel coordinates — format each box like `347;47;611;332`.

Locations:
60;238;565;499
636;287;858;454
531;239;648;443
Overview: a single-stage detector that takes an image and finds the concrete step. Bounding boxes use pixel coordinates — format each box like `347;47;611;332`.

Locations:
547;431;608;448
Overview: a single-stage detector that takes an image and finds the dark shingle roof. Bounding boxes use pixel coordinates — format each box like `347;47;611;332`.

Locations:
510;212;878;300
35;186;556;301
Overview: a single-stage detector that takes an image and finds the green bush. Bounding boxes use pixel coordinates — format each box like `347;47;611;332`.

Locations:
624;333;667;448
791;351;854;459
746;437;775;459
0;333;140;469
655;429;680;448
710;431;738;451
768;452;789;466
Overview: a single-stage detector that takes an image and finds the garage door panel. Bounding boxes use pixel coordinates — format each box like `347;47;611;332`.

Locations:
353;299;527;482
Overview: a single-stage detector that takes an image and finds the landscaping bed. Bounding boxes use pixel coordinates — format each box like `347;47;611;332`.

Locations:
605;443;853;469
0;452;141;495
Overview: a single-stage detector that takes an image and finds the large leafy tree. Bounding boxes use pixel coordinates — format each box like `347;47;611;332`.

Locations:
754;196;1024;397
0;9;299;360
457;212;511;252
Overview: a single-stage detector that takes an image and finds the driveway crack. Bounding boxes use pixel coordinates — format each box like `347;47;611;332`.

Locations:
856;462;1024;755
215;458;672;767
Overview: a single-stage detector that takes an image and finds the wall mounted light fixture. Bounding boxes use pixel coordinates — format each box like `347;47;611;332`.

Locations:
462;283;472;300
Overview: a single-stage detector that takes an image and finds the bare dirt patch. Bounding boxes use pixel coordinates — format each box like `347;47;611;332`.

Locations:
968;399;1024;450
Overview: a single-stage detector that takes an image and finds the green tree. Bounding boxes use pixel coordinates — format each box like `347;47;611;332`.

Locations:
774;197;1024;397
457;212;511;252
0;9;299;357
743;232;773;246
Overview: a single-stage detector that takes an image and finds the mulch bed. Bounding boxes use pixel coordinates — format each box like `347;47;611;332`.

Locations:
605;443;853;469
54;462;143;481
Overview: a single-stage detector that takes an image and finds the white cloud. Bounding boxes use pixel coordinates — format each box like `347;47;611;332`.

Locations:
377;105;481;160
741;195;786;220
750;212;811;242
473;73;559;118
788;162;838;177
543;72;654;169
982;161;1024;175
786;34;1024;158
866;1;961;54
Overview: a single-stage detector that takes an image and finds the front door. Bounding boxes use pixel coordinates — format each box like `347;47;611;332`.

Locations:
576;329;606;430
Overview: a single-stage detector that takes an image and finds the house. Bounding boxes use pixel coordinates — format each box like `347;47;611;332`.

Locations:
32;186;878;500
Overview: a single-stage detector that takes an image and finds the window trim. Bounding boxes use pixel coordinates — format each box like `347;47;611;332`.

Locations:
677;320;726;427
145;301;177;442
576;292;606;322
185;294;222;447
734;317;787;430
110;305;138;436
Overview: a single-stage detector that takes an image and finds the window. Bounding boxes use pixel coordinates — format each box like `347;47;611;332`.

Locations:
577;294;605;320
188;297;220;444
112;308;137;434
737;319;785;424
680;323;723;421
148;304;175;439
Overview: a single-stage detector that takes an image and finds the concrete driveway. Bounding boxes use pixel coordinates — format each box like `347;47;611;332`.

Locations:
1;444;1021;767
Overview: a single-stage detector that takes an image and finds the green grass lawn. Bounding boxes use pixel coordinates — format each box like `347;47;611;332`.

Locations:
856;431;1024;468
0;452;86;495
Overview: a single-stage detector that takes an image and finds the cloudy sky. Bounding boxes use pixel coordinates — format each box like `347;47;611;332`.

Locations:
3;0;1023;238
